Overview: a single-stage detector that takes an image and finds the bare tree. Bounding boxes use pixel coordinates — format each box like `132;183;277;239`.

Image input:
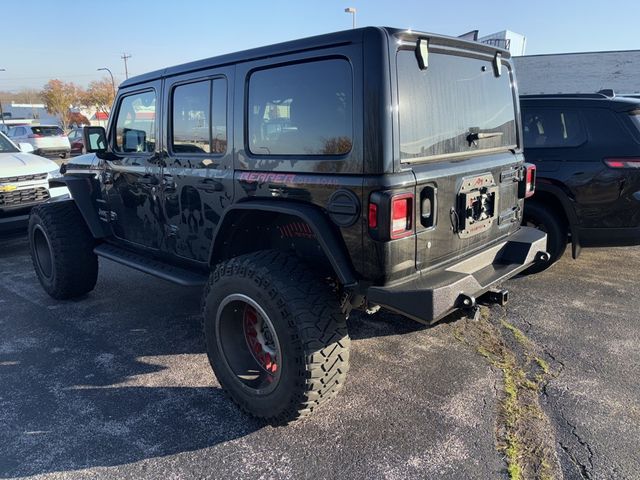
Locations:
0;88;43;105
41;80;83;131
83;78;115;115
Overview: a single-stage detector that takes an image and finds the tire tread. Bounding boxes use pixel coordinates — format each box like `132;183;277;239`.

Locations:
29;201;98;299
202;249;350;424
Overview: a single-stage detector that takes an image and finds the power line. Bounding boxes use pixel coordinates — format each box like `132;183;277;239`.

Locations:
121;53;131;79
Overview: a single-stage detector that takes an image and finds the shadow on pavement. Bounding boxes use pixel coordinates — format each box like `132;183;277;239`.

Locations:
0;232;458;477
0;235;265;477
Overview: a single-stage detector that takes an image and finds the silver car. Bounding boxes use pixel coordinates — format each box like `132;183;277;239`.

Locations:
8;125;71;158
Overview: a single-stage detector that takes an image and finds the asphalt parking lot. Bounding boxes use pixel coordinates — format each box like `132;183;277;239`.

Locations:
1;234;639;479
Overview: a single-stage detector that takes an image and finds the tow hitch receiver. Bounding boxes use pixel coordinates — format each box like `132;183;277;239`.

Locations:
478;288;509;306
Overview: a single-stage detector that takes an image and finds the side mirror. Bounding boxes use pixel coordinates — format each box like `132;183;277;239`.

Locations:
83;126;108;153
19;142;34;153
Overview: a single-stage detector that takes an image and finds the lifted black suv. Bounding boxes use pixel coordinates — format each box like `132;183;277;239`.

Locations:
521;92;640;270
29;27;547;423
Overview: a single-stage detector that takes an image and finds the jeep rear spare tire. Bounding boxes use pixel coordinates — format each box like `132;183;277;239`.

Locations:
29;201;98;299
202;250;350;424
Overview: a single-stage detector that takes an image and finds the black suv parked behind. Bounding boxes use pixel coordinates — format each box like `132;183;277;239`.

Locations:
521;92;640;270
29;27;547;423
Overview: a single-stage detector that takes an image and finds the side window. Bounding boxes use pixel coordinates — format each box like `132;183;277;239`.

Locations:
114;90;156;153
172;80;210;154
522;108;586;148
247;58;353;156
171;78;227;155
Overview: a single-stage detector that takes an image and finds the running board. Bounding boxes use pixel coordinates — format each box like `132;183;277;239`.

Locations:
94;243;208;287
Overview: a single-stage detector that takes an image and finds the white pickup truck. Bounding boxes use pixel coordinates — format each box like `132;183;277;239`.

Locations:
0;132;69;233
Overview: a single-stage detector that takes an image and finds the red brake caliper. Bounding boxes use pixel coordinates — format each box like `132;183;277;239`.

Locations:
243;305;278;375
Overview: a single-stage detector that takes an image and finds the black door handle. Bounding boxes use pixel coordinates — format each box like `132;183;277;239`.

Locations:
201;178;224;191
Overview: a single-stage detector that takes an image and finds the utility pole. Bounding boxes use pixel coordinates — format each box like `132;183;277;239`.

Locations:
121;53;131;79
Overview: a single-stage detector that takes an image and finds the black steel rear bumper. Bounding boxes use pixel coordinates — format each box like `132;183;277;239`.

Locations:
366;227;548;324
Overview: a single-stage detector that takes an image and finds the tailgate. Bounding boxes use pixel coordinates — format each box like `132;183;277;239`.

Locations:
412;152;524;271
35;136;69;149
395;37;523;271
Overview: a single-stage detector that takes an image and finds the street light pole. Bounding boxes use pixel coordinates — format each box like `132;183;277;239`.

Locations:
97;67;116;97
344;7;356;29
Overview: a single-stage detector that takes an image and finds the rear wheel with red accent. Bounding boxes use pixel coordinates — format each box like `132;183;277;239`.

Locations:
202;250;350;424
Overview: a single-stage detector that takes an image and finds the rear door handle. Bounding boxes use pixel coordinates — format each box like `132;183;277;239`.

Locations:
201;178;224;192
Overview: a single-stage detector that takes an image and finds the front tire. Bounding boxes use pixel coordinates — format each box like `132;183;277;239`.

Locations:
523;202;567;273
29;201;99;299
202;250;350;424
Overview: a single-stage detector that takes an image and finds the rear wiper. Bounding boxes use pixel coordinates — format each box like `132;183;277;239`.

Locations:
467;130;503;146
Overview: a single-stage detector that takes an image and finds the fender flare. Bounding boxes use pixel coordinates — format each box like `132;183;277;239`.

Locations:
49;175;108;239
529;182;581;258
209;200;358;287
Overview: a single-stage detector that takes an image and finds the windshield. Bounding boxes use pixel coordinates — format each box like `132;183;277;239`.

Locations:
397;49;518;161
0;132;19;153
31;126;64;136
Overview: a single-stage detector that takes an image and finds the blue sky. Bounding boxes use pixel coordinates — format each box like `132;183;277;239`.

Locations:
0;0;638;91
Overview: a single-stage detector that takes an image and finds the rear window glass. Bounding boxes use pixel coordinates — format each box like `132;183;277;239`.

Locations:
172;80;211;154
522;108;586;148
31;126;63;136
248;59;353;156
397;50;517;161
171;78;227;155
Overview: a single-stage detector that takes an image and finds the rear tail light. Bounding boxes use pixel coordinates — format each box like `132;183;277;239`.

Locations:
368;192;415;240
368;202;378;229
390;193;414;239
604;158;640;169
521;163;536;198
28;134;43;138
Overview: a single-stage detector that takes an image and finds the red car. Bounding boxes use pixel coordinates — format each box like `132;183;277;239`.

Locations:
67;128;86;155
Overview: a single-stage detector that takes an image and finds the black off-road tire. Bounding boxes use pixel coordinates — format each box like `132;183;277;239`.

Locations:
523;202;567;274
29;201;98;299
202;250;350;424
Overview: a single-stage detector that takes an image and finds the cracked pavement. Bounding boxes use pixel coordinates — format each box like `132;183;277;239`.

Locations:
506;246;640;479
1;233;639;479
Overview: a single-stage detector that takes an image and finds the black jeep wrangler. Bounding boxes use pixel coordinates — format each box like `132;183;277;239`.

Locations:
29;27;547;423
521;92;640;271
